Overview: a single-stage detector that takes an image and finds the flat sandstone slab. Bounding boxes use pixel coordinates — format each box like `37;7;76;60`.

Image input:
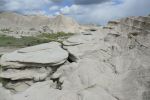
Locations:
0;42;68;68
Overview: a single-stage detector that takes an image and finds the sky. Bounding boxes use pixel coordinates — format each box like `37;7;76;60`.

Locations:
0;0;150;24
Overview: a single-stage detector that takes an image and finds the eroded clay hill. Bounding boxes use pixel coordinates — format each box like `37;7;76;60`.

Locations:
0;15;150;100
0;12;79;37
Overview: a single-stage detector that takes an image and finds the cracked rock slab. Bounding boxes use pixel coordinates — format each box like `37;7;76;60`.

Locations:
0;42;68;68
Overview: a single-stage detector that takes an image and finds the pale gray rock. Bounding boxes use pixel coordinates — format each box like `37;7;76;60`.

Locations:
13;79;117;100
63;35;87;46
13;81;79;100
52;58;115;92
102;16;150;100
0;83;13;100
1;15;150;100
0;42;68;68
0;47;20;55
0;67;52;81
0;42;68;92
78;85;117;100
63;32;106;61
5;81;33;93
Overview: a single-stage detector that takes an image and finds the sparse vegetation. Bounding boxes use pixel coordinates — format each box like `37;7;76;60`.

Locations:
0;78;9;86
0;32;74;84
0;28;11;32
38;32;74;42
0;78;2;83
0;32;74;47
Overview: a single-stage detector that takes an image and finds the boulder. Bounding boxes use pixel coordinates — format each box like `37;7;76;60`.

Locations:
0;42;68;68
0;42;68;92
0;67;52;81
13;81;79;100
13;80;117;100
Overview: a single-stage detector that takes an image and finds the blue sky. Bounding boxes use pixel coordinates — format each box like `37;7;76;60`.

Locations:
0;0;150;24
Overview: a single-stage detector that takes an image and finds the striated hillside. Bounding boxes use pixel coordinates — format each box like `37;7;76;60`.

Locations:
107;16;150;35
0;12;80;37
48;14;79;33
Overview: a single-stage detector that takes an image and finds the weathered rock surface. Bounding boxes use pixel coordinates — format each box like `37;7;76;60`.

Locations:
0;83;13;100
0;67;51;81
0;15;150;100
13;80;116;100
102;15;150;100
107;16;150;35
0;42;68;92
0;42;68;68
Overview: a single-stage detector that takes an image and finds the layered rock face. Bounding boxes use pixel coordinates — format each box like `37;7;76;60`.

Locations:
107;16;150;35
0;15;150;100
104;15;150;100
0;12;79;37
48;14;79;33
0;42;68;92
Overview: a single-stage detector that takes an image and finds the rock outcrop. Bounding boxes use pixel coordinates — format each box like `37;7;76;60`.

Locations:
0;42;68;68
0;15;150;100
48;14;79;33
107;16;150;35
0;42;68;92
103;15;150;100
0;12;79;37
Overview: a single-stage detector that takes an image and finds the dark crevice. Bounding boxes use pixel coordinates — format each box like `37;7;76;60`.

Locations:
67;53;78;63
61;43;77;63
90;29;97;32
51;77;62;90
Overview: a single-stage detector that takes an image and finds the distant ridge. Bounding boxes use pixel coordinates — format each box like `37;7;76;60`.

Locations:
49;14;79;33
0;12;79;37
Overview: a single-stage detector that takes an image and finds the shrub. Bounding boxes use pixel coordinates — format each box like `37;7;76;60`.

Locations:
0;28;11;32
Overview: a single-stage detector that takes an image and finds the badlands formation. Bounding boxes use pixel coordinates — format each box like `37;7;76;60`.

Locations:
0;13;150;100
0;12;79;37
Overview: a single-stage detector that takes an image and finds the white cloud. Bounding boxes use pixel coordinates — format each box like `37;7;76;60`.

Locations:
60;5;81;14
59;0;150;24
60;6;71;14
54;11;60;15
0;0;150;24
23;10;47;15
0;0;52;12
74;0;110;5
49;5;59;11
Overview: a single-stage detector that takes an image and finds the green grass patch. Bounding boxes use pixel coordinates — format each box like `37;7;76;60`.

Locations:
0;32;74;47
